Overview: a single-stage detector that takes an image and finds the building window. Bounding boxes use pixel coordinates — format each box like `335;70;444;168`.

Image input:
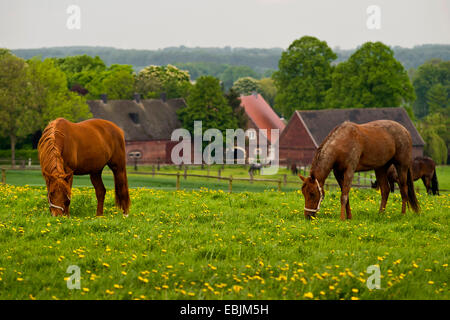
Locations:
128;150;142;159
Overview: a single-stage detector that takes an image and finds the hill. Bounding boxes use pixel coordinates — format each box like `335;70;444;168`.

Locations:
11;44;450;75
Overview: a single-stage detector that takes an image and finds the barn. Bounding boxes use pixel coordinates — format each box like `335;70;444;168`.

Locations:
87;95;187;164
279;107;425;166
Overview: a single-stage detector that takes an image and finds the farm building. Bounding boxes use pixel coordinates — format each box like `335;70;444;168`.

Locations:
88;95;186;164
239;93;286;162
279;107;425;166
87;93;286;165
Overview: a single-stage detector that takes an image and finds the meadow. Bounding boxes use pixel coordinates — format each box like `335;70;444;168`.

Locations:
0;166;448;300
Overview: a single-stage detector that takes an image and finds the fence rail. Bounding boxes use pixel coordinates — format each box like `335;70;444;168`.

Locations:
1;166;447;193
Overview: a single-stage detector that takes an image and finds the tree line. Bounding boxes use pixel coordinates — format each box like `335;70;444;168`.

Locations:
12;44;449;75
1;38;449;165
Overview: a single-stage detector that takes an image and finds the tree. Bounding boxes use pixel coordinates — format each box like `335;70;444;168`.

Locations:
258;78;277;107
177;76;237;135
220;65;259;90
135;64;191;99
27;58;92;126
231;77;260;96
273;36;337;118
0;52;35;167
412;59;450;118
427;83;449;116
86;64;135;100
325;42;415;109
225;88;248;129
0;53;92;166
53;55;106;90
417;113;448;164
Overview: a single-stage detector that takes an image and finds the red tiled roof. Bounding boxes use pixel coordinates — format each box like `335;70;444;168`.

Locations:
239;93;285;142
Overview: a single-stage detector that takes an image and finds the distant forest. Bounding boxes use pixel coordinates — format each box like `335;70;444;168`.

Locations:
12;44;450;79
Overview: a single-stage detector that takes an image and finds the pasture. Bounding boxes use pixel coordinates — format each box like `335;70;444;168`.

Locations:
0;166;448;300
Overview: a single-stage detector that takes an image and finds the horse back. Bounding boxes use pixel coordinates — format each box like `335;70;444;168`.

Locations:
354;120;412;170
56;118;126;174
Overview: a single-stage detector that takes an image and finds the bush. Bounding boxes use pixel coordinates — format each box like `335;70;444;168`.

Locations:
0;149;39;162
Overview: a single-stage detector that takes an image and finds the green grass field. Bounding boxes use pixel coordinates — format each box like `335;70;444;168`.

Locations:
3;165;450;192
0;166;448;300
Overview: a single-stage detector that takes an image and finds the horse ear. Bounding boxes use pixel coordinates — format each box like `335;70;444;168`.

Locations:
298;174;306;182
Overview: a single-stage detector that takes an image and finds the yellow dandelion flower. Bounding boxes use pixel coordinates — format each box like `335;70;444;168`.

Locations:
303;292;314;299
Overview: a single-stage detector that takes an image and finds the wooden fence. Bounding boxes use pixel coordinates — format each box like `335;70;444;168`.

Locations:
1;166;446;193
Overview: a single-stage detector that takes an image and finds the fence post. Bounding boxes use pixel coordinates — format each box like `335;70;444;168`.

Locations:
250;172;253;184
152;165;155;177
283;174;287;186
207;165;210;176
134;158;138;171
218;169;221;181
278;179;282;192
176;172;180;190
229;175;233;193
1;168;5;184
184;166;187;180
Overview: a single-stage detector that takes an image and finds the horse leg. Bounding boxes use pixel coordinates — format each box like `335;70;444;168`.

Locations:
334;168;352;220
389;179;395;193
90;171;106;216
421;176;431;195
394;165;409;214
375;168;390;212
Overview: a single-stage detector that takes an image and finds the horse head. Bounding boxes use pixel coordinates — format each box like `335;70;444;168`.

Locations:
299;174;324;219
46;172;72;217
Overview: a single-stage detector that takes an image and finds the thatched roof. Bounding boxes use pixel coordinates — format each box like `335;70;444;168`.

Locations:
87;98;186;141
296;107;425;147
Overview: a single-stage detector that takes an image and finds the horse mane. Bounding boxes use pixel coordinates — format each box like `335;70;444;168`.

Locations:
38;119;67;179
310;123;344;176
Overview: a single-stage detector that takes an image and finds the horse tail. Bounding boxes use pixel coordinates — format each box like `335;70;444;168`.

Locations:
431;169;439;195
407;167;420;212
113;167;131;215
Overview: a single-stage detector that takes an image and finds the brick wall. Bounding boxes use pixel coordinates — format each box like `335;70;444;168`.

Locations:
279;113;317;166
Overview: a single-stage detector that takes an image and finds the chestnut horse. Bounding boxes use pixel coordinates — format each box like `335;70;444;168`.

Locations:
299;120;420;220
38;118;130;217
372;156;439;195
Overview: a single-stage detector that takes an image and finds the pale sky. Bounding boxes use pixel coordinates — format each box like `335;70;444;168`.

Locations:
1;0;449;50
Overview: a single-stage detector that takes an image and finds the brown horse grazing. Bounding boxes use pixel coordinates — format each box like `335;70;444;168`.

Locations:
299;120;420;220
372;156;439;195
38;118;130;217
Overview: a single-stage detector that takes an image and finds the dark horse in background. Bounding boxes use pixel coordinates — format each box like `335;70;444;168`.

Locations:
38;118;130;217
299;120;420;220
371;156;439;195
248;163;262;176
290;163;299;175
